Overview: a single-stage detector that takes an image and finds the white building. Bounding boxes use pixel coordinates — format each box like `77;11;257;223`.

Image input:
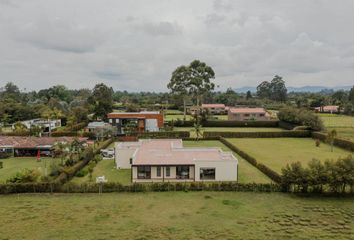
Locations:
115;139;238;182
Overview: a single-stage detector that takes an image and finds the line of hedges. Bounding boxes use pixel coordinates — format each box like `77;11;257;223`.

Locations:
55;138;114;184
312;132;354;152
171;120;279;128
278;121;298;130
204;130;311;138
0;182;282;194
136;131;190;139
51;131;79;137
0;131;31;136
220;137;282;183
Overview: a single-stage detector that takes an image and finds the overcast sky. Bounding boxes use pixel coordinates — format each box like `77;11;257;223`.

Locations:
0;0;353;92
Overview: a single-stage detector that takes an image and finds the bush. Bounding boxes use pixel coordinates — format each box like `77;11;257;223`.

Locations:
75;167;89;177
204;130;311;138
0;161;3;169
0;152;12;159
137;131;190;139
278;107;324;131
6;169;40;183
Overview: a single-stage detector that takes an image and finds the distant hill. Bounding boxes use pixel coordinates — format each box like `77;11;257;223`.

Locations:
235;85;352;93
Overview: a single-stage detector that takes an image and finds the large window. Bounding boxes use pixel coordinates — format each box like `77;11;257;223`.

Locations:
166;167;170;177
176;166;190;179
137;166;151;179
156;167;161;177
200;168;215;180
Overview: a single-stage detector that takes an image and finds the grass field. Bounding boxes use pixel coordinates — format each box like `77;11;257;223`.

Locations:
318;114;354;141
183;140;271;183
71;160;131;185
227;138;353;173
0;192;353;240
164;114;228;121
0;157;60;183
175;127;285;138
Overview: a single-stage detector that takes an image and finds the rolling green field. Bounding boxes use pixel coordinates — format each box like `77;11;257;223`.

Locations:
227;138;353;173
318;114;354;142
0;157;60;183
183;140;271;183
176;127;285;138
0;192;353;240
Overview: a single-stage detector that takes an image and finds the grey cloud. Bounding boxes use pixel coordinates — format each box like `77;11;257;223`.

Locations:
135;21;182;36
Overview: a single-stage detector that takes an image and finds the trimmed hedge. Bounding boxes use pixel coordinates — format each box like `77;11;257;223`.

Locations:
137;131;190;139
278;121;298;130
171;120;279;128
0;182;282;194
220;137;282;183
51;131;79;137
55;138;114;184
312;132;354;152
0;131;30;136
204;130;311;138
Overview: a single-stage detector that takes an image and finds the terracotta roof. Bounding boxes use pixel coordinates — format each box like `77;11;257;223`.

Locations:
0;136;87;149
229;107;266;114
315;106;339;111
127;139;237;166
202;104;225;108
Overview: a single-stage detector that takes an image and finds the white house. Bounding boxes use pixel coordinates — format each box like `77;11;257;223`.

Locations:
115;139;238;182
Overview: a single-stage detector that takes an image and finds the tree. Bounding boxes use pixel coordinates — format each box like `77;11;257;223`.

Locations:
1;82;20;100
88;83;114;121
168;60;215;115
256;81;271;99
41;108;63;136
270;75;287;101
246;90;252;100
326;129;337;152
348;86;354;104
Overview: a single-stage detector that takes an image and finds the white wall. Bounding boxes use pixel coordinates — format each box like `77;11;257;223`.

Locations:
194;160;238;181
115;143;138;169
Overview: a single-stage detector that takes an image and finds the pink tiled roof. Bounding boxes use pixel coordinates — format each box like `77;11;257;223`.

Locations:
130;139;237;165
315;105;339;111
229;107;266;114
0;136;87;148
202;104;225;108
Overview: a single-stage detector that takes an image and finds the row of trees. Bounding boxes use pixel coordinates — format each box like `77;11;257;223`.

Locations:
278;106;324;131
281;155;354;193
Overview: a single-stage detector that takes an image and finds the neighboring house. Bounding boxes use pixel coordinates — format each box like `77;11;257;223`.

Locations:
86;122;115;139
12;119;61;132
314;105;339;114
201;104;226;114
115;139;238;182
0;136;87;157
107;111;164;135
228;108;270;121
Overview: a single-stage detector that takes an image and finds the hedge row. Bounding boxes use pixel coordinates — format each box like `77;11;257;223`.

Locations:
220;137;282;183
172;120;279;128
51;131;79;137
278;121;298;130
0;182;282;194
0;131;30;136
204;130;311;138
312;132;354;152
55;138;114;184
136;131;190;139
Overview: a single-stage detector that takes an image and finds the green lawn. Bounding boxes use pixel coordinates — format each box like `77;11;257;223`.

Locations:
0;157;60;183
318;114;354;141
164;114;228;121
71;160;131;185
227;138;353;173
183;140;271;183
0;192;353;239
176;127;285;138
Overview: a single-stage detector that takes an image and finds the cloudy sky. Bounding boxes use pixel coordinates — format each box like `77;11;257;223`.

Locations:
0;0;353;91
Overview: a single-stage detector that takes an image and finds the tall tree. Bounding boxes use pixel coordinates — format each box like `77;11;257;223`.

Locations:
348;85;354;104
270;75;287;102
256;81;271;99
326;129;337;152
168;60;215;115
88;83;114;121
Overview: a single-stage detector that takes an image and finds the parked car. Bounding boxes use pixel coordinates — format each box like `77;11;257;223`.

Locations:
101;148;115;158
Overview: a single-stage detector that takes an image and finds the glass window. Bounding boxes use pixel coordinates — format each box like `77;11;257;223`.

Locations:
176;166;190;179
137;166;151;179
200;168;215;180
166;167;170;177
156;167;161;177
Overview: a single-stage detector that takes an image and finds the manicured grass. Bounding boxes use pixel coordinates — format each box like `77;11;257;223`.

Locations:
71;160;131;185
183;140;271;183
176;127;285;137
164;114;228;121
0;192;353;239
0;157;60;183
227;138;353;173
319;114;354;141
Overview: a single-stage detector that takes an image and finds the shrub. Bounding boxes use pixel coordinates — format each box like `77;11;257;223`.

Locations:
0;161;3;169
75;168;89;177
204;130;311;138
315;139;321;147
6;169;40;183
0;152;11;159
278;107;324;131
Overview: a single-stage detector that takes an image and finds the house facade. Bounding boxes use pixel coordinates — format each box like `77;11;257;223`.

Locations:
12;119;61;132
201;104;226;114
314;105;339;114
107;111;164;135
228;107;270;121
115;139;238;182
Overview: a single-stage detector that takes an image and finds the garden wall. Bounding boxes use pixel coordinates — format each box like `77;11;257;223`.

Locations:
312;132;354;152
204;130;311;138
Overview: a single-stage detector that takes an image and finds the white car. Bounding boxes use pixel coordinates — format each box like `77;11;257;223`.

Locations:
101;148;115;158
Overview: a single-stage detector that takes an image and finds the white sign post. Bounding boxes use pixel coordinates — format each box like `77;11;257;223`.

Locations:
96;176;107;194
